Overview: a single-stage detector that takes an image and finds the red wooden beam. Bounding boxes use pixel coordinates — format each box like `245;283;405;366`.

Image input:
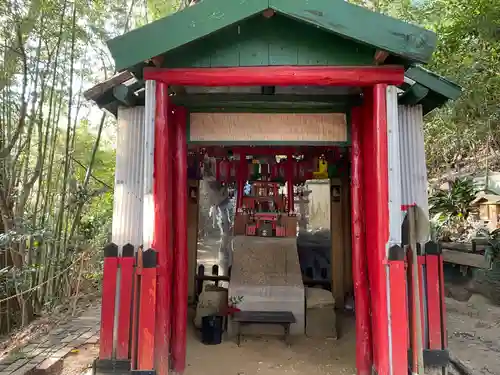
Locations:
116;244;135;360
99;243;119;360
144;66;405;87
153;82;173;375
172;106;189;373
349;106;372;375
137;249;157;370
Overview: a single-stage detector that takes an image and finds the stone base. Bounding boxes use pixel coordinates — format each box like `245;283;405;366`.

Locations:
306;307;337;338
194;285;228;328
305;287;337;338
228;236;305;336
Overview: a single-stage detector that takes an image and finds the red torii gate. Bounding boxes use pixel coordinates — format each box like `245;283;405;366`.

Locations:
145;65;404;375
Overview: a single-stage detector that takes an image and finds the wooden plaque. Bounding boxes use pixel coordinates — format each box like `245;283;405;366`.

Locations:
189;113;347;143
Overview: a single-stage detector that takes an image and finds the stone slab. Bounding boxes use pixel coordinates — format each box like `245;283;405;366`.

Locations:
231;237;303;286
229;236;305;336
306;307;337;339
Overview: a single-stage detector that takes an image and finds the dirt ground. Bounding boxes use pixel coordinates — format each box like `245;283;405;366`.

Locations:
185;313;357;375
30;295;500;375
183;296;500;375
60;344;99;375
445;295;500;375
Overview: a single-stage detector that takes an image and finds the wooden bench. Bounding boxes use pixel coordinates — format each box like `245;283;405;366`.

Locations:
232;311;296;346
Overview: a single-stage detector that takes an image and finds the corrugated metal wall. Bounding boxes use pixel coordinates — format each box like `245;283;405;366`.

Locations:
387;86;403;244
398;104;430;348
398;104;429;216
112;106;145;249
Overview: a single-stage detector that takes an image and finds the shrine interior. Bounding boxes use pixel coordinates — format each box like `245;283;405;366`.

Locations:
188;144;353;339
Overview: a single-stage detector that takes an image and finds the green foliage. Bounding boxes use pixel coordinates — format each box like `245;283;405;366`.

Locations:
429;178;478;241
350;0;500;178
421;0;500;176
0;0;118;331
429;178;477;219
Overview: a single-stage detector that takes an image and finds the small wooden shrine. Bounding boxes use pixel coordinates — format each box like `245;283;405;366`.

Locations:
84;1;462;374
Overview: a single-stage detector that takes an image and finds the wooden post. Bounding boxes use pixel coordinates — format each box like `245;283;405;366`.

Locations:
425;241;447;354
342;167;352;293
187;180;199;303
361;85;390;375
287;154;294;214
137;249;158;370
130;249;141;370
330;178;344;307
426;252;442;349
116;244;135;360
153;81;173;375
437;244;448;349
388;245;408;375
408;207;424;375
99;243;118;360
349;106;372;375
236;152;246;211
172;106;188;373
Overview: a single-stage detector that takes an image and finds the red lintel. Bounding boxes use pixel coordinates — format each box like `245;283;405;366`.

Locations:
143;66;405;87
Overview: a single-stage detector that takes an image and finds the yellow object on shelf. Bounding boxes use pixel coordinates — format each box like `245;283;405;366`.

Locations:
313;159;329;179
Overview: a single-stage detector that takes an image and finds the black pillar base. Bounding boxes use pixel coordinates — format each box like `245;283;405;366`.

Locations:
407;349;450;368
93;359;131;375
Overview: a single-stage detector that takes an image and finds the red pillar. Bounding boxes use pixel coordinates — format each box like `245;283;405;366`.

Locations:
153;81;173;375
98;243;119;361
172;106;188;373
350;106;372;375
116;244;135;360
388;248;409;375
361;85;390;375
137;249;158;370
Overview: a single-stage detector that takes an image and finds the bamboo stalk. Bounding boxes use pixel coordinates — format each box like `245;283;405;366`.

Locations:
72;254;86;316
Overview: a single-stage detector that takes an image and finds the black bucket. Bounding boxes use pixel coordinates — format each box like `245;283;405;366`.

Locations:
201;315;224;345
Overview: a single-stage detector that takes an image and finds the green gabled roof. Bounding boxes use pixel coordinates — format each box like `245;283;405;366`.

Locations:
107;0;437;72
405;66;462;101
401;66;462;114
